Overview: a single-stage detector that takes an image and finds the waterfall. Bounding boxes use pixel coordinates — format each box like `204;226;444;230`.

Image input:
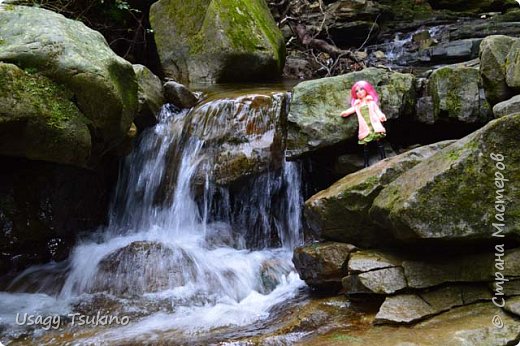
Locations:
1;91;306;343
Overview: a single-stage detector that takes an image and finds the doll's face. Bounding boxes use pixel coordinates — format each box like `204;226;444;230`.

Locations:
355;87;367;99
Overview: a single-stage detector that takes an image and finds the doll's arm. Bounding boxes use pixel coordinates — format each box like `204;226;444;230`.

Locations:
373;102;387;122
340;106;356;118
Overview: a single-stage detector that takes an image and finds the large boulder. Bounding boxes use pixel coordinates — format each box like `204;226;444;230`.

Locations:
370;114;520;242
287;68;416;158
92;241;192;295
428;65;491;123
0;63;91;166
149;0;285;84
0;5;138;159
304;141;453;247
187;92;288;185
479;35;519;105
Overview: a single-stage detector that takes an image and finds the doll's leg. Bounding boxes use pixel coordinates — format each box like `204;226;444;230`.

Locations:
363;144;370;168
377;140;386;160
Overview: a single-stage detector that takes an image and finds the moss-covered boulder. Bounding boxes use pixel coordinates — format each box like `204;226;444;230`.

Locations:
286;68;415;158
0;63;91;166
479;35;519;105
149;0;285;84
133;64;164;130
0;5;137;157
304;141;453;247
370;114;520;242
428;65;491;123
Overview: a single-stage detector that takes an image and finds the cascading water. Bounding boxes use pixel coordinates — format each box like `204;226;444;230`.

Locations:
0;91;306;344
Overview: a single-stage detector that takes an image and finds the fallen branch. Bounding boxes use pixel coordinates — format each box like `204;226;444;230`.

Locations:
293;23;363;65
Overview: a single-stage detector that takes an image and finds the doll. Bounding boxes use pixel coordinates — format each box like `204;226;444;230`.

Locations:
340;81;387;168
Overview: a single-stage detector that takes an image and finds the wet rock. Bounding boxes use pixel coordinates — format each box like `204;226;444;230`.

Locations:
304;141;452;247
259;258;293;294
370;114;520;243
133;64;164;130
189;92;288;185
149;0;285;84
480;35;519;105
0;6;137;159
374;285;491;324
424;39;482;63
286;68;416;158
164;81;199;109
292;242;356;290
92;241;194;296
428;65;491;123
493;94;520;118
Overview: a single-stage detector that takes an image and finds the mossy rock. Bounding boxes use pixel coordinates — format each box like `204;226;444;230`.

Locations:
428;65;491;123
0;63;91;166
286;68;415;159
149;0;285;84
0;5;137;158
304;141;452;247
479;35;519;105
133;64;164;130
493;94;520;118
370;114;520;242
505;40;520;89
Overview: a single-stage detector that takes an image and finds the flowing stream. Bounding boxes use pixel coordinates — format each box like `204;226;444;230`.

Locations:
0;89;307;345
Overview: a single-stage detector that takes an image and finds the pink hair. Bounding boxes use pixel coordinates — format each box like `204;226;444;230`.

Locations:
350;81;379;107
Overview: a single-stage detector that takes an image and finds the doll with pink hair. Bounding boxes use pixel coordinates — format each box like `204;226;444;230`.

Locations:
340;80;387;168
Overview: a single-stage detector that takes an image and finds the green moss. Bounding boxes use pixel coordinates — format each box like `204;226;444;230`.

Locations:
107;62;138;127
180;0;284;65
0;64;86;130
